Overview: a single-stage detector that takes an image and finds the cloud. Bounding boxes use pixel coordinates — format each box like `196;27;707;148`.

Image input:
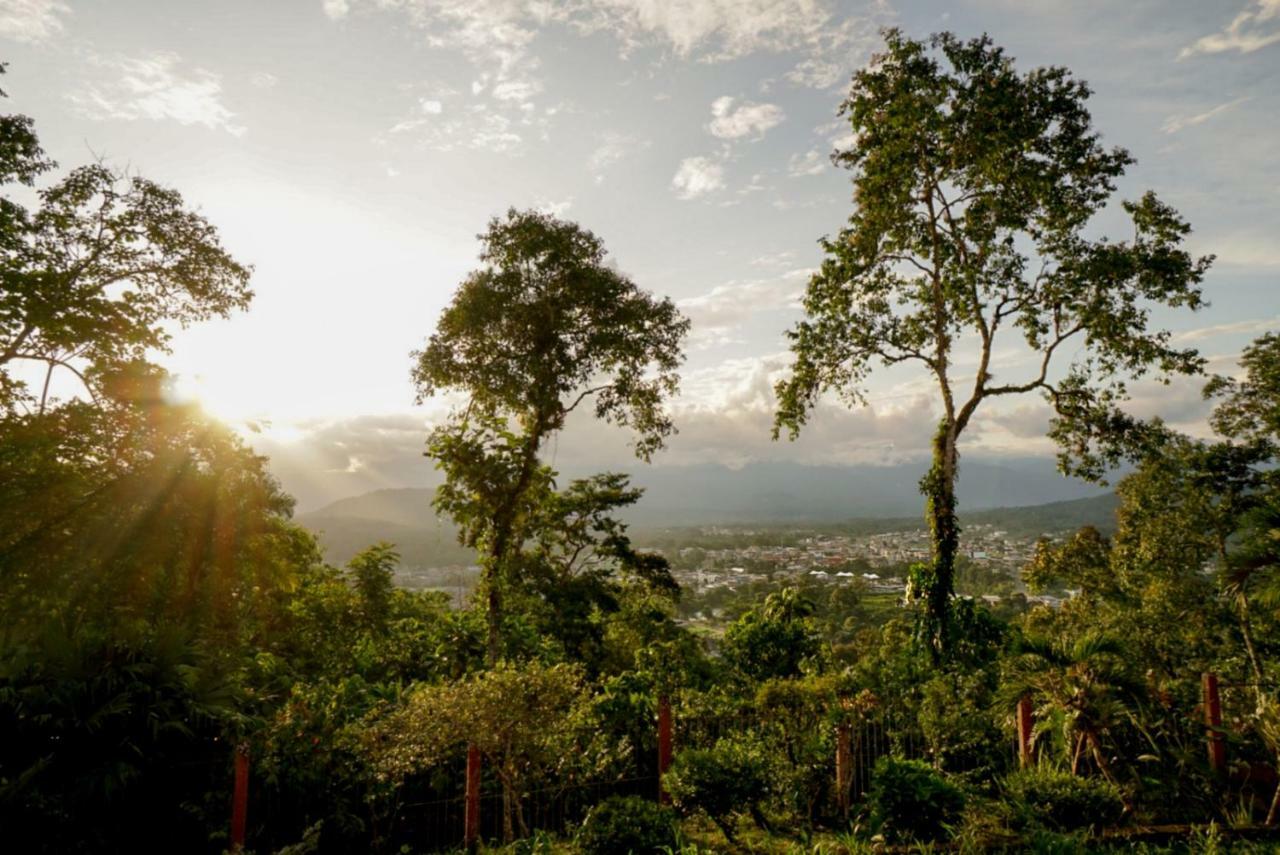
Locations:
0;0;69;44
250;71;280;89
536;197;574;217
1171;317;1280;343
1161;95;1251;133
68;52;245;136
387;99;543;154
671;155;724;199
678;268;810;347
588;131;638;183
337;0;888;152
785;56;842;88
332;0;890;97
1181;0;1280;57
250;413;439;511
707;95;784;139
576;0;890;70
788;148;827;176
750;251;794;268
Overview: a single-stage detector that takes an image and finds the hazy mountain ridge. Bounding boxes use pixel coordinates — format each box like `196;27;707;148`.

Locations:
298;460;1116;565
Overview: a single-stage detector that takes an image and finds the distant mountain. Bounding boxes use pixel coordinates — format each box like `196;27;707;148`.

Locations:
299;489;469;568
614;459;1107;525
297;460;1115;565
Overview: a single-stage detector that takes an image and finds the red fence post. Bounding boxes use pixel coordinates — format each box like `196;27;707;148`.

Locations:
1016;695;1034;769
834;722;852;817
657;695;673;805
1203;672;1226;776
464;743;481;852
230;742;249;852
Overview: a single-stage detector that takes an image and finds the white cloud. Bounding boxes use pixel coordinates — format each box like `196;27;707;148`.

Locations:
537;197;574;217
1171;317;1280;343
788;148;827;176
0;0;69;44
750;250;794;268
1181;0;1280;57
588;131;637;183
577;0;890;68
69;52;245;136
707;95;784;139
491;78;541;102
678;268;810;348
250;71;280;89
671;155;724;199
785;56;842;88
419;98;444;114
322;0;350;20
1161;95;1251;134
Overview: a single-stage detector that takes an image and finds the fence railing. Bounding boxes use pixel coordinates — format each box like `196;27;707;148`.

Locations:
226;671;1271;852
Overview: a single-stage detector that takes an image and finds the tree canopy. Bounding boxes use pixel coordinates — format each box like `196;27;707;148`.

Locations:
774;31;1210;654
413;209;689;664
0;69;251;413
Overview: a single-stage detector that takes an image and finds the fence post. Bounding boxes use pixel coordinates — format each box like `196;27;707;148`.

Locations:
465;743;481;852
1016;695;1034;769
834;722;852;817
230;742;249;852
657;695;673;805
1202;672;1226;776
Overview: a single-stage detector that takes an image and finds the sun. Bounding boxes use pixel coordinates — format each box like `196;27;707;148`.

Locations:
165;372;254;425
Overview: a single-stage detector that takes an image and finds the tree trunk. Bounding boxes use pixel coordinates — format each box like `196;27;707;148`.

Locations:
484;569;502;667
482;421;546;666
919;422;960;658
1266;768;1279;826
1221;536;1266;700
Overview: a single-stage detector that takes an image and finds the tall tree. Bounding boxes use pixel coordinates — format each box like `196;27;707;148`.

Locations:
0;67;251;413
773;31;1210;655
412;209;688;664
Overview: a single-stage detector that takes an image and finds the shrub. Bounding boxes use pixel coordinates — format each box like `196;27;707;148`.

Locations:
866;757;965;843
1002;766;1125;832
576;795;677;855
918;672;1007;785
664;738;772;843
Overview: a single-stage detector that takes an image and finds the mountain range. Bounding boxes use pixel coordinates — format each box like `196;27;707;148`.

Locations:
297;459;1116;566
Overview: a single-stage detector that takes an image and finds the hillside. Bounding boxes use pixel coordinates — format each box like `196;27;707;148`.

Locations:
297;472;1118;567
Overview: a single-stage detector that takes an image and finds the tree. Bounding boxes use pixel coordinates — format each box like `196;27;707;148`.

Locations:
345;542;399;633
369;660;595;841
0;68;251;413
722;587;822;682
1004;632;1140;783
773;31;1210;655
412;209;688;663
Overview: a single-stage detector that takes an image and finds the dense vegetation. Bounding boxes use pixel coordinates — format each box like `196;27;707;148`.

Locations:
1;33;1278;855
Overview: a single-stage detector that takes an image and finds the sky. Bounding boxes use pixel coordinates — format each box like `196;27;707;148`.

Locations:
2;0;1278;510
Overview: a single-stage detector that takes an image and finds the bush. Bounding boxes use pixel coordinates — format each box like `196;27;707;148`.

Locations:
576;795;677;855
1002;766;1125;832
918;671;1007;785
664;738;772;842
866;757;965;843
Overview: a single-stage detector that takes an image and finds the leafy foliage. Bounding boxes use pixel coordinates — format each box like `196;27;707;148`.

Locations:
1001;765;1125;832
721;587;823;682
576;795;678;855
865;756;965;843
664;737;773;843
413;209;688;663
774;30;1209;651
